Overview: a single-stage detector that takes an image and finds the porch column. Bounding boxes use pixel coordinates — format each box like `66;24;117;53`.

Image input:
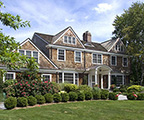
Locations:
101;74;103;89
95;70;98;85
62;72;64;83
73;73;75;84
122;75;124;85
88;74;90;86
108;71;111;89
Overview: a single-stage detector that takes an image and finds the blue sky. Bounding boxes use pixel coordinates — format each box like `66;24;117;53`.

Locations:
1;0;144;43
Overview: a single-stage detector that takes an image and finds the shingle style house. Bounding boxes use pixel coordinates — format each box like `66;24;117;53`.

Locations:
2;26;130;89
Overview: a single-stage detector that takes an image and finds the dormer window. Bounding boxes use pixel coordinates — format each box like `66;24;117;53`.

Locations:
115;44;124;52
63;36;76;44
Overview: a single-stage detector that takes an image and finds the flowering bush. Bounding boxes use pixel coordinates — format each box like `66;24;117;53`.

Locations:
109;92;119;100
127;92;138;100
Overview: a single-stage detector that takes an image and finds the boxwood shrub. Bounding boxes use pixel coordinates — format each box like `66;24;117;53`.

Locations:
78;85;92;93
61;92;69;102
127;85;142;93
35;95;46;104
53;93;62;103
85;91;93;100
92;91;101;100
137;93;144;100
77;91;85;101
64;84;78;93
17;97;28;107
127;93;137;100
4;97;17;109
109;92;118;100
44;93;53;103
101;90;109;100
69;92;78;101
27;96;37;106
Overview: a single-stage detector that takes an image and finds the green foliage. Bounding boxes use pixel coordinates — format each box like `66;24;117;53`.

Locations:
127;85;142;92
3;79;17;87
35;95;45;104
93;87;101;93
82;75;88;85
113;88;120;92
61;92;69;102
3;85;15;97
68;92;78;101
44;93;53;103
27;96;37;106
53;93;62;103
17;97;28;107
109;93;118;100
92;90;101;100
4;97;17;109
64;84;78;93
58;83;68;91
127;93;137;100
101;90;109;100
85;91;93;100
78;85;92;93
77;91;85;101
137;93;144;100
110;84;116;90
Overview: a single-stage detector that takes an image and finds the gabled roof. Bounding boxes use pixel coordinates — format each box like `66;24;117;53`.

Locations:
20;38;59;69
101;38;120;52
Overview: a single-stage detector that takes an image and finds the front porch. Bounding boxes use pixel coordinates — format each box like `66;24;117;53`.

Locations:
88;65;112;89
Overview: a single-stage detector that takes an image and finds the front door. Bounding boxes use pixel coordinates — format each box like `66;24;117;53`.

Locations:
103;75;108;88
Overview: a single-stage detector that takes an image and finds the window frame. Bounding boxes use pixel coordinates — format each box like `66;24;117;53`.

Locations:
110;55;117;66
3;72;16;82
92;53;103;64
63;36;76;45
57;49;66;61
122;57;128;67
41;74;52;82
74;51;82;63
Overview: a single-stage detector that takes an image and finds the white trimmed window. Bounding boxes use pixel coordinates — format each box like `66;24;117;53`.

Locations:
111;56;117;66
92;53;102;64
58;49;65;61
123;57;128;67
75;51;81;62
63;36;76;45
42;74;52;82
19;50;39;63
3;72;16;81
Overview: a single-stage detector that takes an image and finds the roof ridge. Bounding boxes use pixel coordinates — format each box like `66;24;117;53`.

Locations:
35;32;54;37
54;26;70;36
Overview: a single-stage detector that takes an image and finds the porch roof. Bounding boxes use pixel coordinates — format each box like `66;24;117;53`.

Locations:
86;65;112;71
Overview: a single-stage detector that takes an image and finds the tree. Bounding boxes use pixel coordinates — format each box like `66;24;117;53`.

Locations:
112;2;144;85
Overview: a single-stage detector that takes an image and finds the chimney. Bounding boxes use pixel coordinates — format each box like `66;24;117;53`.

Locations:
83;31;91;42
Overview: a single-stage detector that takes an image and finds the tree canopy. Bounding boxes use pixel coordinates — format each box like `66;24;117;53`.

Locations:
113;2;144;85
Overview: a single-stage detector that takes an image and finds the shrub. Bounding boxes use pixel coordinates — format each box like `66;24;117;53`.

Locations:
137;93;144;100
93;87;101;93
61;92;69;102
127;85;142;93
4;97;17;109
127;93;137;100
119;88;127;93
17;97;28;107
69;92;78;101
77;91;85;101
53;93;62;103
27;96;37;106
85;91;93;100
78;85;92;93
113;88;119;92
35;95;46;104
109;92;118;100
64;84;78;93
44;93;53;103
58;83;68;91
110;84;116;90
101;90;109;100
92;91;101;100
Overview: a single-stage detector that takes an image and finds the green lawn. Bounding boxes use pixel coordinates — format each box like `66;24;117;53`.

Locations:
0;100;144;120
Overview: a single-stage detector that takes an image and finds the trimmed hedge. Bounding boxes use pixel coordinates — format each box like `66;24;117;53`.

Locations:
64;84;78;93
101;90;109;100
85;91;93;100
109;92;118;100
35;95;46;104
27;96;37;106
77;91;85;101
4;97;17;109
53;93;62;103
127;85;142;93
61;93;69;102
44;93;53;103
137;93;144;100
69;92;78;101
92;91;101;100
17;97;28;107
78;85;92;93
127;93;137;100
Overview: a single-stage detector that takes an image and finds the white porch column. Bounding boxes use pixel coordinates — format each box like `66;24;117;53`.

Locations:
73;73;75;84
122;75;124;85
62;72;64;83
108;71;111;89
88;74;91;86
101;74;103;89
95;70;98;85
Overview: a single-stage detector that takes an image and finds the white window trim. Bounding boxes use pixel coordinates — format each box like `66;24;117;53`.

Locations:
110;55;117;66
74;51;82;63
92;53;103;64
18;49;39;63
57;49;66;61
3;72;16;82
122;57;128;67
41;74;52;82
63;36;76;45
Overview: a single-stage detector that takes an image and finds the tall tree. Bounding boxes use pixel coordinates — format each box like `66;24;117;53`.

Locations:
113;2;144;85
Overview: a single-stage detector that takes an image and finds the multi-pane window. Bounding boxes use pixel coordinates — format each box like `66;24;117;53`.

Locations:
93;54;102;64
117;75;123;86
75;51;81;62
123;57;128;67
75;73;79;85
19;50;38;63
63;36;75;44
59;73;62;83
115;44;124;52
111;75;123;87
42;74;51;81
58;49;65;61
4;72;15;81
64;73;73;84
111;56;117;66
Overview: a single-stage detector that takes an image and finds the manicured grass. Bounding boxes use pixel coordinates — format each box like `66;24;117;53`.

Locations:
0;100;144;120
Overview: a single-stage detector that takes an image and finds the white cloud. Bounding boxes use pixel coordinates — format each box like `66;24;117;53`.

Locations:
84;16;89;19
93;3;112;13
65;18;75;22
